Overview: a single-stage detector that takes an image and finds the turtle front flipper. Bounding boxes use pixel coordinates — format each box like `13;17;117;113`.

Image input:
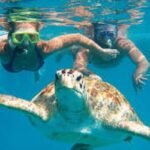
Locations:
0;94;49;121
114;121;150;141
71;143;94;150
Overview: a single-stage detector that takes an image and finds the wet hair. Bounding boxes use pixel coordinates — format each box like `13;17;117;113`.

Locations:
93;23;117;32
5;7;42;22
4;7;43;31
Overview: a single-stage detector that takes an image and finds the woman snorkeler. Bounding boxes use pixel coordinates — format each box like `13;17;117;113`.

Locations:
73;23;150;90
0;8;118;80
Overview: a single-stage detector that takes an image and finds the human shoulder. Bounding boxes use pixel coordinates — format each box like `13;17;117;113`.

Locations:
0;30;8;39
0;39;7;54
117;25;129;38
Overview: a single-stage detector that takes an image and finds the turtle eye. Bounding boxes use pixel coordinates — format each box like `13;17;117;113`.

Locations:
61;70;66;74
76;75;82;81
68;69;74;74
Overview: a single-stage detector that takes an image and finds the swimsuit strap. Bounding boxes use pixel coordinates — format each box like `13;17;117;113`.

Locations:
2;45;19;72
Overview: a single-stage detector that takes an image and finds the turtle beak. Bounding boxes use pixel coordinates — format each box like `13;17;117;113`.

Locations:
55;71;64;87
55;71;61;80
55;74;59;80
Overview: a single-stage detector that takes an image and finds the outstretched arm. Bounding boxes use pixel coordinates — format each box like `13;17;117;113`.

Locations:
37;33;119;59
117;38;150;89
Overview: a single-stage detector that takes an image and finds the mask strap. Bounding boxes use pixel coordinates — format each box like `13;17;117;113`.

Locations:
8;38;16;50
114;25;118;38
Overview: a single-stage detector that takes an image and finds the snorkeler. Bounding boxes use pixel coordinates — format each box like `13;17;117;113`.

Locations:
73;23;150;90
0;10;119;81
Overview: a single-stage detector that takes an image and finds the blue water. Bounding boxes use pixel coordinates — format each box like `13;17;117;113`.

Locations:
0;0;150;150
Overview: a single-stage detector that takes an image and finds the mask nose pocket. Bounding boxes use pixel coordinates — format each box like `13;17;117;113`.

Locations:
15;34;24;42
28;33;38;43
22;37;30;47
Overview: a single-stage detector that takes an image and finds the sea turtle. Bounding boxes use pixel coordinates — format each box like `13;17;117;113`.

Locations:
0;69;150;150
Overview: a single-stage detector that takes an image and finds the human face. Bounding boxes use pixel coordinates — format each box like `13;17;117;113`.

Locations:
10;27;40;54
94;24;117;48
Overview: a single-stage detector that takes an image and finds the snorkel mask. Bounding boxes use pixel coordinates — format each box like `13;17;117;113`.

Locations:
7;26;40;56
93;23;117;48
12;30;40;44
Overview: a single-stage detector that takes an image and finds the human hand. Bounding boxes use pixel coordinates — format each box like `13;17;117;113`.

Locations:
101;49;120;61
133;73;149;91
133;62;150;91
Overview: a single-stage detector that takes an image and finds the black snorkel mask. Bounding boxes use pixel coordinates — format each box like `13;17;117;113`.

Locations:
93;23;118;48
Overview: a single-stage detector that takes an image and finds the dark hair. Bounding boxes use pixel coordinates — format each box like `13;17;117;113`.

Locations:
4;7;43;32
93;23;117;32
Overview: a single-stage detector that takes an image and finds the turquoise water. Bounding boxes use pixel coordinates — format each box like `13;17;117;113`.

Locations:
0;0;150;149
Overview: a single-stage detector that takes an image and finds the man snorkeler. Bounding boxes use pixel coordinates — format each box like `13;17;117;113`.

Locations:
0;9;119;80
73;23;150;90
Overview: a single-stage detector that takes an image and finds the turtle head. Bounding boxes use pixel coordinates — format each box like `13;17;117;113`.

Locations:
55;69;86;112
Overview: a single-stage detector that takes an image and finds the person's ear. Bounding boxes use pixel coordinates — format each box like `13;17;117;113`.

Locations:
0;18;9;30
0;18;15;31
36;22;44;30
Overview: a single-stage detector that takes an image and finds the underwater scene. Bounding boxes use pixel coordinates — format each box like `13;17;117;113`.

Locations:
0;0;150;150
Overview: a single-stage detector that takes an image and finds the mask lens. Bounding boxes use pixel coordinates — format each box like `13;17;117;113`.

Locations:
99;31;106;37
107;32;115;38
12;33;24;44
99;31;115;38
12;32;39;44
15;34;24;41
28;33;39;43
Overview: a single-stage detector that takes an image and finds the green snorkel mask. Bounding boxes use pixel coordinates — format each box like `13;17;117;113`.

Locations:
12;31;40;44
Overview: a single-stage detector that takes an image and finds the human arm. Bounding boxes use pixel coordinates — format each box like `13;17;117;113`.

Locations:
73;48;90;74
37;33;119;59
0;41;6;54
73;48;102;80
0;32;7;54
117;37;150;89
